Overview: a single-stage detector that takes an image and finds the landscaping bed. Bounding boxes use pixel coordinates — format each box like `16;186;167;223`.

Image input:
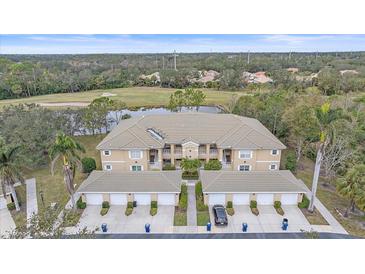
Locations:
301;207;329;225
174;183;187;226
195;181;210;226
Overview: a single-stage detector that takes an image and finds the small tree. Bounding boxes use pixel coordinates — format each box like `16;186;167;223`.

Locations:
284;151;297;172
336;164;365;217
181;158;201;177
81;157;96;174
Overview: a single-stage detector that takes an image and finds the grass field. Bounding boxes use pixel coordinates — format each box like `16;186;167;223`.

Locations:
0;87;245;109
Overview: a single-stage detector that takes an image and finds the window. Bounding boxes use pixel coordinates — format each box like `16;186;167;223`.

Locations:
105;164;112;171
269;164;277;170
271;149;279;156
239;165;250;171
129;150;142;159
103;150;111;156
239;150;252;159
131;165;142;171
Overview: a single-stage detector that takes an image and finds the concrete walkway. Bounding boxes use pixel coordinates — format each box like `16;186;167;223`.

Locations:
26;178;38;222
187;182;197;226
0;209;16;237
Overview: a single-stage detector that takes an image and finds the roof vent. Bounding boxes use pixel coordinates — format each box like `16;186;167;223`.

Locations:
147;128;164;141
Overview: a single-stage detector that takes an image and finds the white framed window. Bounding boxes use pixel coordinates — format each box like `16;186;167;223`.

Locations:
239;165;251;171
129;150;142;159
131;165;143;171
269;164;278;170
103;150;111;156
271;149;279;156
239;150;252;159
105;164;112;171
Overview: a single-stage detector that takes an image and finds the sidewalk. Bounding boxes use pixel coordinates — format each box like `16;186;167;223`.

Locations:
26;178;38;222
187;182;197;226
0;209;16;237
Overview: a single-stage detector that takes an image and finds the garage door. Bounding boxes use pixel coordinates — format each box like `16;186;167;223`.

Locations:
256;194;274;205
85;194;103;205
134;194;151;205
158;194;175;205
281;194;298;205
232;194;249;205
110;194;127;205
0;197;7;209
208;194;225;205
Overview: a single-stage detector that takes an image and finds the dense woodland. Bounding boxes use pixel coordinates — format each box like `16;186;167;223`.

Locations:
1;52;365;99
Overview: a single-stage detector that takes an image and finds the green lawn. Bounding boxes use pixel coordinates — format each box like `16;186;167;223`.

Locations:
16;134;104;226
173;208;187;226
0;87;245;109
295;157;365;237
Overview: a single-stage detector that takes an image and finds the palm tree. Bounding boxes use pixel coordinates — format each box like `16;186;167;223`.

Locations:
337;164;365;217
180;158;201;175
49;133;85;209
0;146;25;211
308;102;340;212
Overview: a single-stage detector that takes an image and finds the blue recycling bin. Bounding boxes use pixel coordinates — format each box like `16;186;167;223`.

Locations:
145;223;151;233
282;218;288;231
101;223;108;232
242;222;248;232
206;222;211;232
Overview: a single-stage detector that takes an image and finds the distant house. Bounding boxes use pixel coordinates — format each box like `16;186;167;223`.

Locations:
340;70;359;76
242;71;273;84
287;67;299;73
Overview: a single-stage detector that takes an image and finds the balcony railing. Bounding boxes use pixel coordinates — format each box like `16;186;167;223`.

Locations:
209;149;218;155
149;162;161;169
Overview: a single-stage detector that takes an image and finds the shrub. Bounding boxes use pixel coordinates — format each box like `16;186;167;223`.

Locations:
274;201;281;209
162;164;176;170
151;201;158;209
195;182;208;211
121;114;132;120
226;201;233;208
150;207;157;216
125;207;133;216
102;201;110;209
250;200;257;209
76;197;86;209
179;184;188;210
100;207;109;216
298;195;310;209
7;202;15;211
251;207;259;216
204;159;222;170
182;170;199;179
127;201;133;208
285;151;297;172
226;207;235;216
81;157;96;173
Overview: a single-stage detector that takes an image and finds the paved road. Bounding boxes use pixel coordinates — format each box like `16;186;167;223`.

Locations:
64;232;360;239
187;182;197;226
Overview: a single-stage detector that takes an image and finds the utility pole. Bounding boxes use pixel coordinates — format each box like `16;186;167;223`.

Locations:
247;50;250;64
173;50;177;70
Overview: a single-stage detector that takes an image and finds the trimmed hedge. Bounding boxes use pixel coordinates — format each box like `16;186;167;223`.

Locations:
151;201;158;209
182;170;199;179
274;201;281;209
179;184;188;210
298;195;310;209
150;207;157;216
162;164;176;170
102;201;110;209
195;181;208;211
81;157;96;173
250;200;257;209
76;197;86;209
204;159;222;170
100;207;109;216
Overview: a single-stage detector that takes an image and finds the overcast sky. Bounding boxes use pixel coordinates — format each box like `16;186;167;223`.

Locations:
1;34;365;54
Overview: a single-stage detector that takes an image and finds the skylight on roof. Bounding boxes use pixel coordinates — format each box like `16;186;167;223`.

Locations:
147;128;164;141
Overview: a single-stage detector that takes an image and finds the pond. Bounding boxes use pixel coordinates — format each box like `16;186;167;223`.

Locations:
75;105;223;136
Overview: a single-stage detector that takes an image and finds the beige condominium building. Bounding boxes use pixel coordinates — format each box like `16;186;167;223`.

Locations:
77;113;307;207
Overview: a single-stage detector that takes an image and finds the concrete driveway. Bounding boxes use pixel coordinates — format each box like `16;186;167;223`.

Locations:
74;205;174;233
0;209;16;237
209;205;311;233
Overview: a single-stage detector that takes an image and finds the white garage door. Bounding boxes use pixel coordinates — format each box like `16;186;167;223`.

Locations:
257;194;274;205
134;194;151;205
0;197;7;209
85;194;103;205
208;194;225;205
232;194;250;205
281;194;298;205
110;194;127;205
158;194;175;205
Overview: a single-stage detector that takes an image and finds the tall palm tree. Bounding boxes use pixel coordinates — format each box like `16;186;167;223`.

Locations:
308;102;340;212
0;146;25;211
49;133;85;209
337;164;365;217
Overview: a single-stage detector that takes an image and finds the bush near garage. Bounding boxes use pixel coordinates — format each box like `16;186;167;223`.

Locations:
250;200;259;216
195;182;208;211
125;201;133;216
76;197;86;209
179;184;188;210
81;157;97;174
102;201;110;208
150;200;158;216
162;164;176;170
226;201;234;216
100;201;110;216
298;195;310;209
274;201;284;215
204;159;222;170
7;202;16;211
